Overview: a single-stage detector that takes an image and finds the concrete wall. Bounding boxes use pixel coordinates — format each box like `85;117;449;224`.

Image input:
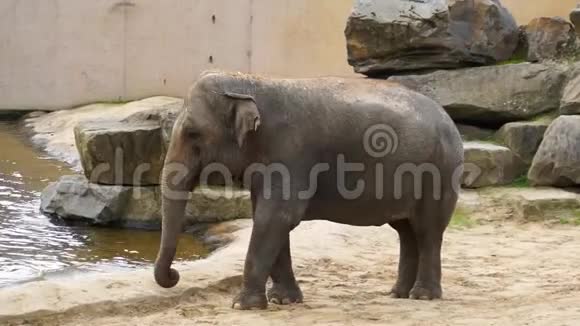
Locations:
503;0;577;24
0;0;353;110
0;0;577;110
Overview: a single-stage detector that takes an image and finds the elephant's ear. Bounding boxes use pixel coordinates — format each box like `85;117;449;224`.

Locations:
225;92;261;147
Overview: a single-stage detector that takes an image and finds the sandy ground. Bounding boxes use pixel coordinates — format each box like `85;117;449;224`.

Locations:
1;215;579;326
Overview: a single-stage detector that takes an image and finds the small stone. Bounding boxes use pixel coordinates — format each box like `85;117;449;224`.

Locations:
462;142;525;188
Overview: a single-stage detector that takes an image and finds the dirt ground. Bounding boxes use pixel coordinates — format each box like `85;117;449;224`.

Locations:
4;216;579;326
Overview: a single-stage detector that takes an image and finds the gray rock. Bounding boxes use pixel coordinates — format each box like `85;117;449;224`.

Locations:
485;187;580;221
40;175;130;225
24;97;183;170
122;186;252;228
529;116;580;186
74;121;165;186
40;175;252;228
496;122;548;164
121;101;183;149
462;142;525;188
570;5;580;36
523;17;576;62
511;188;580;221
561;72;580;115
391;63;566;125
345;0;519;76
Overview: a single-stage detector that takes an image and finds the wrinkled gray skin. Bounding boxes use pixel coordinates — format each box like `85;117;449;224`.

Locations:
154;71;463;310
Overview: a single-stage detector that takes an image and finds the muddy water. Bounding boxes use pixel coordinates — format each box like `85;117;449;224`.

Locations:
0;120;208;287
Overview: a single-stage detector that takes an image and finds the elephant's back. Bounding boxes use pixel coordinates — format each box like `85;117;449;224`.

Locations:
258;77;463;167
314;78;461;162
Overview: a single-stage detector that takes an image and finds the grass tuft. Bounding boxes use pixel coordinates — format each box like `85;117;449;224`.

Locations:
509;175;530;188
558;210;580;226
495;58;527;66
450;208;475;229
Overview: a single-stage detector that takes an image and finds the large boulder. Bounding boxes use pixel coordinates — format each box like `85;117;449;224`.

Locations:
462;142;525;188
40;175;252;228
25;96;183;170
496;122;548;164
561;73;580;115
528;116;580;187
523;17;576;62
121;102;182;150
74;121;165;186
345;0;519;76
390;63;566;126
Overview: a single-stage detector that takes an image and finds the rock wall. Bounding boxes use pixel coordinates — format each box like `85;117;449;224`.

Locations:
347;0;580;192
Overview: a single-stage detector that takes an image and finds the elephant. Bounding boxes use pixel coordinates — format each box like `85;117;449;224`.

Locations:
154;71;464;310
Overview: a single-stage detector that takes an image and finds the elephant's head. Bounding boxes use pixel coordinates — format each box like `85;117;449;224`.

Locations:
154;73;261;288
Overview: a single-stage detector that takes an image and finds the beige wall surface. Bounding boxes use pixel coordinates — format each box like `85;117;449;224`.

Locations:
503;0;577;24
0;0;353;110
0;0;125;110
251;0;353;77
0;0;578;110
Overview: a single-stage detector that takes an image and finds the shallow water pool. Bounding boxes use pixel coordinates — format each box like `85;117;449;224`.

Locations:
0;120;207;287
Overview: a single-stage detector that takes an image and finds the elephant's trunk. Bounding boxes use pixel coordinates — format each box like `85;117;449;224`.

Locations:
154;120;196;288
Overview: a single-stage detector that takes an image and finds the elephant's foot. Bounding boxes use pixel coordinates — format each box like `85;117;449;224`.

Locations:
409;283;442;300
231;290;268;310
267;282;303;305
388;284;412;299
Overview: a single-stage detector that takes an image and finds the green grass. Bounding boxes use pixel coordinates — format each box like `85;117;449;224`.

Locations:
450;208;475;229
531;111;559;124
509;175;530;188
558;216;580;226
558;210;580;226
495;58;527;66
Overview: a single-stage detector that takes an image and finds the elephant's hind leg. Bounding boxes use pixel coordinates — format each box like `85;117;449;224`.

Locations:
408;192;455;300
267;235;303;305
388;219;419;299
408;225;444;300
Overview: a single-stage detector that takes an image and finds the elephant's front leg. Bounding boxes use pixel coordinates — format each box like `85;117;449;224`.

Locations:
232;199;304;310
267;235;303;305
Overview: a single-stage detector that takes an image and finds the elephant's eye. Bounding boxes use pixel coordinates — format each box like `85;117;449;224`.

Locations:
187;131;201;139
